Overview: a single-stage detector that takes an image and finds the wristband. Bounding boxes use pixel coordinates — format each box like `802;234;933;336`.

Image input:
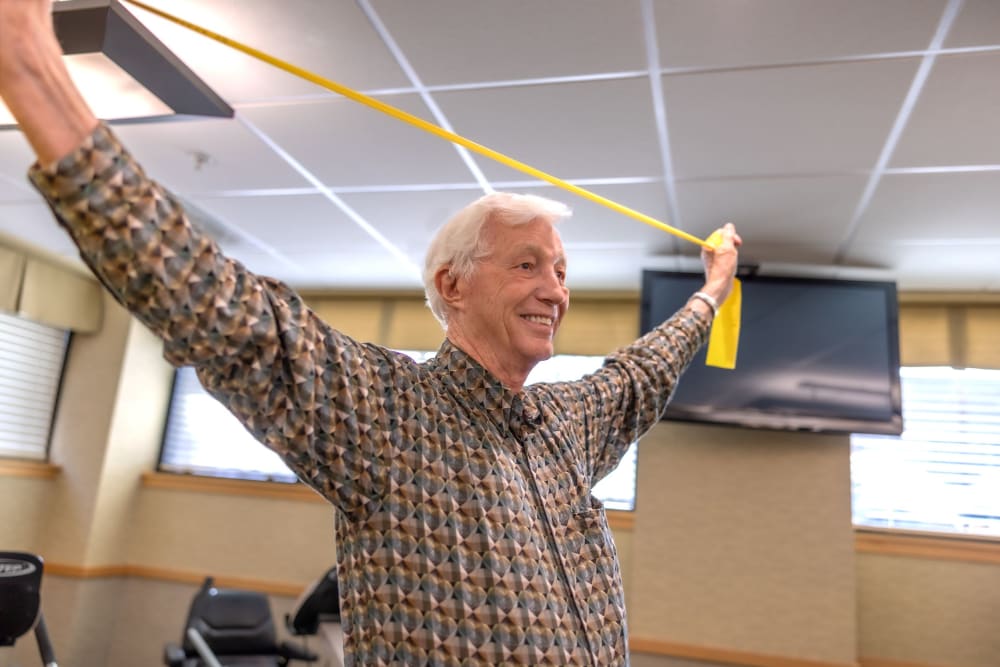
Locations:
691;291;719;318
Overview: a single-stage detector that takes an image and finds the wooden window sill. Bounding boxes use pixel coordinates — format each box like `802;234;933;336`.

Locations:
0;459;61;479
855;528;1000;565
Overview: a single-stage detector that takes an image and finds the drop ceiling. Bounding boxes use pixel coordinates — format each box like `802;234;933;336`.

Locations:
1;0;998;293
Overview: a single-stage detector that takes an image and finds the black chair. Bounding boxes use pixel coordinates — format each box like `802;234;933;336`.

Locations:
164;577;317;667
0;551;58;666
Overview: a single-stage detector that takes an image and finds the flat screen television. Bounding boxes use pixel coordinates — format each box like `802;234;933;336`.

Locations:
640;270;903;435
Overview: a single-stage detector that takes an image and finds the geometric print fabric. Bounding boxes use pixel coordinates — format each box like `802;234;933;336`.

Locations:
29;124;711;666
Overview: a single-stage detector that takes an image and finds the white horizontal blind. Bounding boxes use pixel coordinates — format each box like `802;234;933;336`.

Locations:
160;366;298;482
851;366;1000;538
158;351;638;510
0;311;70;460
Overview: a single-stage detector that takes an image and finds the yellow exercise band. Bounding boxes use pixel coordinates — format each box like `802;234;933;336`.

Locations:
119;0;740;368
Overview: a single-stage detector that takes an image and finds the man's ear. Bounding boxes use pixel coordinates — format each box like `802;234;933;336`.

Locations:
435;266;463;310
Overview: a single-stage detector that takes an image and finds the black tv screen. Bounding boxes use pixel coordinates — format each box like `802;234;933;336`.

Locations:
640;271;903;435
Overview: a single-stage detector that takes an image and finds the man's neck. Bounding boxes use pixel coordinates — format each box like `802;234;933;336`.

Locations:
445;330;529;393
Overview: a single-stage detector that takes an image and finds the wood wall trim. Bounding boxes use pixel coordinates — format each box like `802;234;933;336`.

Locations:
0;459;61;479
141;471;325;503
855;530;1000;565
31;562;977;667
141;471;635;531
898;291;1000;304
606;510;634;531
45;561;306;597
858;659;951;667
629;637;857;667
46;562;131;578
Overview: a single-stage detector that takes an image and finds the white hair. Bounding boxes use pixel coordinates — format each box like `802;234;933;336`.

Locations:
423;192;571;328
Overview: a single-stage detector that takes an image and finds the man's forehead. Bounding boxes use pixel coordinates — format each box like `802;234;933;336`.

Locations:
508;240;567;263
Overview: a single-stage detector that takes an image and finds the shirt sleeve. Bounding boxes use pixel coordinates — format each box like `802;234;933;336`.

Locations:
564;305;711;486
27;123;393;518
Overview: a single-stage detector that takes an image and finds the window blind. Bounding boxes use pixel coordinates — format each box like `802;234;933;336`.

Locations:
0;311;70;460
851;366;1000;538
159;366;298;482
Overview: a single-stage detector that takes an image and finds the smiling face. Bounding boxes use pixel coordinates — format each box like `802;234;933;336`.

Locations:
439;216;569;389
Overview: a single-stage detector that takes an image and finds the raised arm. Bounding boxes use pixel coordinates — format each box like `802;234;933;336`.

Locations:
0;1;98;163
556;223;742;484
0;1;399;519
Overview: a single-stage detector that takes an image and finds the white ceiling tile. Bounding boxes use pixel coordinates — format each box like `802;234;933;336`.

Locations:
570;247;667;291
855;172;1000;241
538;182;674;249
654;0;947;68
0;174;33;204
0;132;40;202
342;183;677;290
192;194;376;252
369;0;647;85
191;192;423;287
435;80;663;181
890;53;1000;166
943;0;1000;48
857;244;998;291
0;203;84;260
676;175;868;264
664;59;919;179
233;249;423;291
847;172;1000;281
285;250;424;290
128;0;409;104
1;1;996;295
239;96;475;186
338;189;486;262
111;117;311;193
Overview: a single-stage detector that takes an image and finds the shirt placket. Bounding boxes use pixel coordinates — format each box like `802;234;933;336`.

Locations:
509;400;597;666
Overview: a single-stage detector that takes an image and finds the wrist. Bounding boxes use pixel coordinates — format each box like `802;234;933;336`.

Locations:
698;281;728;305
689;291;718;318
0;15;57;81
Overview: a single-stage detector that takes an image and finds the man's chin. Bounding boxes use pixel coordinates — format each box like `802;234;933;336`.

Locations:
531;345;555;364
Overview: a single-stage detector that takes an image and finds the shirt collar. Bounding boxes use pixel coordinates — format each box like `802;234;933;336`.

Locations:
430;339;542;432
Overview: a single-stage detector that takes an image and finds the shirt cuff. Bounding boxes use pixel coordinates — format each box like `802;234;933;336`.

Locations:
27;122;131;209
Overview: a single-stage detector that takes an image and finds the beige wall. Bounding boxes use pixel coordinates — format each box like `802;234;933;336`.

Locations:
2;293;999;667
630;424;856;665
858;555;1000;667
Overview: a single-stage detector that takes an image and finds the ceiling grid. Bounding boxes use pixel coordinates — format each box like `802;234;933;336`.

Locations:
0;0;997;292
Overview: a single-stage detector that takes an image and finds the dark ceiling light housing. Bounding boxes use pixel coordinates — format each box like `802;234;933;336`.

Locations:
0;0;233;129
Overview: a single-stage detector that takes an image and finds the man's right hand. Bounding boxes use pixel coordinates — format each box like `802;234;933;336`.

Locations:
0;0;99;164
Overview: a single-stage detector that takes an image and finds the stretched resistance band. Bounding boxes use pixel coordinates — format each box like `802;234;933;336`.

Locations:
119;0;740;368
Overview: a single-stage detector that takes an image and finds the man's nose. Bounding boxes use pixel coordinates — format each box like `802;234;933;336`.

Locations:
538;270;569;304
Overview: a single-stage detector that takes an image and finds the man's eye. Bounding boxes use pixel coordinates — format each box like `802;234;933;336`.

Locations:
518;262;533;270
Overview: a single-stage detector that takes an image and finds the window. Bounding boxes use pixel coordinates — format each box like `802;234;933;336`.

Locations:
525;354;637;511
851;366;1000;538
159;351;638;510
160;367;297;482
0;311;71;461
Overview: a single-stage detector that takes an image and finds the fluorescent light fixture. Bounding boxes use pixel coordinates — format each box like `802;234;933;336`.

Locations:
0;0;232;129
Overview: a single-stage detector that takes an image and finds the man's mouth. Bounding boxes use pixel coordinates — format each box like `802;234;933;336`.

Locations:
521;314;554;327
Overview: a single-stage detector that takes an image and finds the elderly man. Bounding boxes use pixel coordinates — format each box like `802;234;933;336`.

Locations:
1;2;740;665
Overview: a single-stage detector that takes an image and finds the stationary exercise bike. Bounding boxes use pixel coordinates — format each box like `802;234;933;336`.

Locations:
285;566;343;667
164;566;344;667
0;551;58;667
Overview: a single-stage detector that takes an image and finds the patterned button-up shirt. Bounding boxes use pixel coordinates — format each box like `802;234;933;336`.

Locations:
29;124;711;666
